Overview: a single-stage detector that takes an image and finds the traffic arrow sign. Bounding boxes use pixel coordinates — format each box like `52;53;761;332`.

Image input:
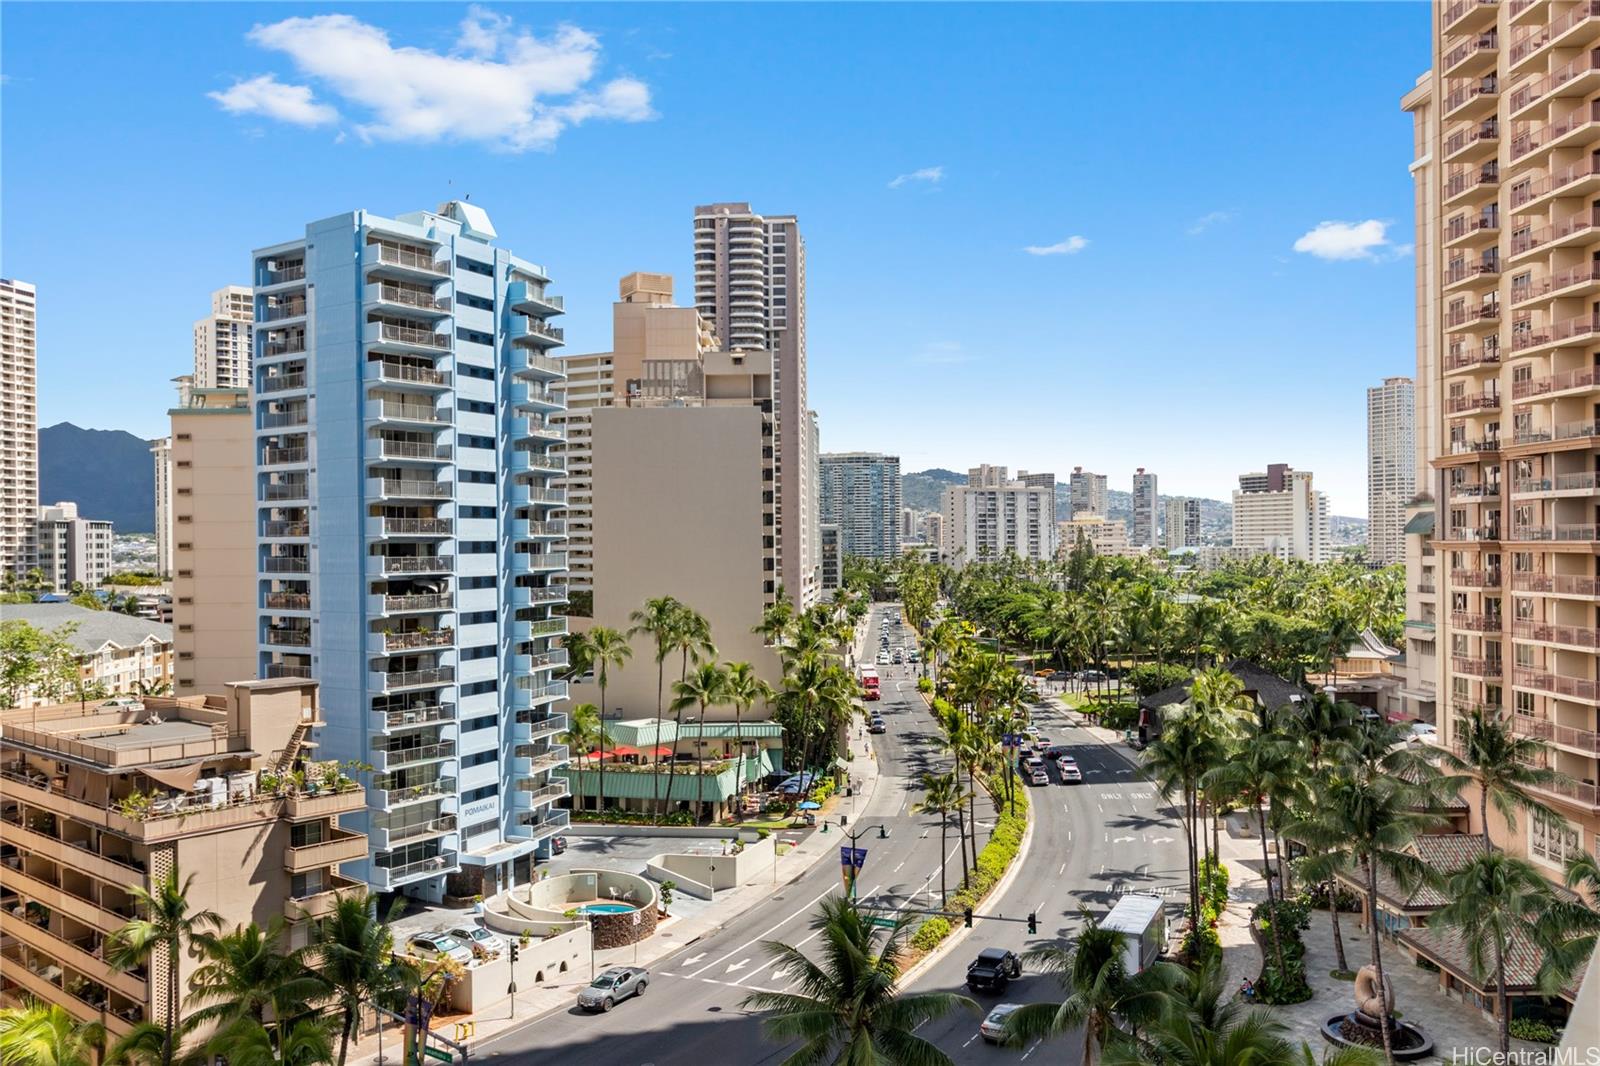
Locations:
727;959;751;974
1113;835;1136;844
684;953;707;966
1151;836;1175;844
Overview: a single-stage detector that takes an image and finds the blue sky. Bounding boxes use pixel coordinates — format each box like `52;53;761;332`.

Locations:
1;2;1429;516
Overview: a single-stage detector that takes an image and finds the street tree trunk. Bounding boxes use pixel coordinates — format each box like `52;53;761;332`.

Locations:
1365;859;1397;1065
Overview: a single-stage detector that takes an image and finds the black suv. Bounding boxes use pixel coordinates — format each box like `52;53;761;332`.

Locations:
966;948;1023;992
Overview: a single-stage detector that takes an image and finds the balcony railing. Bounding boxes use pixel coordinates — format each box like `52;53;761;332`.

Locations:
377;703;455;729
1445;391;1501;413
372;776;456;807
259;374;307;393
1445;303;1500;327
373;479;451;498
372;361;450;387
1512;315;1600;354
1446;214;1500;242
383;628;455;651
373;322;449;350
1510;524;1600;542
1516;54;1600;111
373;440;451;463
261;447;308;466
1448;480;1501;498
1514;472;1600;495
379;815;458;844
377;555;453;574
1512;572;1600;595
1443;524;1501;539
380;592;452;613
1452;611;1503;631
1451;656;1501;676
264;629;311;647
1446;163;1500;199
374;283;449;312
374;741;457;768
517;782;570;804
1509;1;1600;64
1514;668;1600;700
264;663;312;679
1445;344;1500;371
1510;214;1600;257
259;410;308;430
264;264;305;284
1512;364;1600;399
370;401;443;424
1514;263;1600;304
1509;712;1600;753
265;592;311;610
1451;567;1503;587
1512;420;1600;445
1446;259;1500;285
376;667;455;690
373;245;448;275
1513;619;1600;647
1446;29;1499;69
261;482;308;502
260;300;307;323
260;557;311;573
265;338;307;358
262;520;310;538
376;517;452;535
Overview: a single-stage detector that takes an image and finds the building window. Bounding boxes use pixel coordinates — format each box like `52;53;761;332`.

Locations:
456;257;493;276
462;784;496;803
462;750;497;768
461;576;496;590
458;399;494;415
1529;808;1579;868
461;679;498;696
462;715;497;733
461;611;495;626
460;644;495;661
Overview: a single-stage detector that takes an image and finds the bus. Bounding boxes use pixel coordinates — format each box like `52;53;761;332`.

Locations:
860;667;880;700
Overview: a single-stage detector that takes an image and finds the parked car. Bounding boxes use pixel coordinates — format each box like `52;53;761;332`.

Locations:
550;835;568;855
446;925;504;958
578;966;649;1012
978;1003;1023;1044
101;697;144;712
406;932;473;966
966;948;1023;992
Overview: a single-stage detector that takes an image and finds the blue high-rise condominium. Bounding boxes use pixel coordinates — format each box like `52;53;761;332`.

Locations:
251;201;571;902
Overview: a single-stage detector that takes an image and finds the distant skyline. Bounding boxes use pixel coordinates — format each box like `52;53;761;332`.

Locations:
2;2;1428;515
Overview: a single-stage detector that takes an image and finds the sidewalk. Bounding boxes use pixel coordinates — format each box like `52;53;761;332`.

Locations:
346;729;886;1065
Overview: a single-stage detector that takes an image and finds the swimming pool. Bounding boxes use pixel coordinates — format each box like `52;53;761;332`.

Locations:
579;902;637;915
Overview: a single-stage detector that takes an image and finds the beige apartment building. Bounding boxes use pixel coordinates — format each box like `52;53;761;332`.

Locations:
0;681;365;1038
168;383;255;694
693;203;818;608
192;285;254;391
1404;0;1600;883
1;603;173;710
941;465;1058;565
1069;467;1107;518
1059;514;1136;557
150;436;172;577
1231;464;1331;563
1;278;38;577
558;272;718;596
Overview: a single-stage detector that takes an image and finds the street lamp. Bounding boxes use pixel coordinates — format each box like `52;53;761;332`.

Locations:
829;820;890;899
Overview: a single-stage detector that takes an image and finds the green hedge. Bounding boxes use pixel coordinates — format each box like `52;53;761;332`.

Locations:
571;808;695;826
911;917;950;951
909;780;1030;954
1508;1018;1559;1044
1251;894;1314;1004
916;677;933;694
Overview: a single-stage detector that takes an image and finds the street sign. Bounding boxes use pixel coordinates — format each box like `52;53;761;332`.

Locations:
423;1048;452;1063
868;916;898;929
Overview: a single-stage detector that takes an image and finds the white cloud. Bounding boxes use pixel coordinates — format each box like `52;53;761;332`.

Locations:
207;74;338;127
1186;209;1235;236
211;7;654;150
888;165;943;189
1292;219;1399;261
1023;236;1089;256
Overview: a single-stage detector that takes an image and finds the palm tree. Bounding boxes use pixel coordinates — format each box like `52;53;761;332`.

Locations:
0;1002;104;1066
560;701;602;805
185;919;321;1031
104;869;222;1066
671;661;732;823
1286;772;1442;1064
1439;706;1562;854
583;625;632;813
911;771;966;907
629;595;686;824
752;592;796;647
316;894;411;1066
1433;851;1559;1057
204;1015;334;1066
934;703;979;879
1143;709;1218;956
1004;911;1178;1064
740;896;976;1065
725;661;774;808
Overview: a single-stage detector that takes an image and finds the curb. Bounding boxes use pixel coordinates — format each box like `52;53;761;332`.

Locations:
899;781;1038;987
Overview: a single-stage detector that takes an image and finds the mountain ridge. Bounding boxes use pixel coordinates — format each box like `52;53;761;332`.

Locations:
38;423;157;533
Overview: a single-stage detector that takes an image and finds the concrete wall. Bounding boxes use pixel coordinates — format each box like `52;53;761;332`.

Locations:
584;406;780;718
444;926;590;1011
648;833;775;890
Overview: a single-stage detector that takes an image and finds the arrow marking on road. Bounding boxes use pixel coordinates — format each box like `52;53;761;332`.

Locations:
684;953;707;966
1114;836;1135;844
1151;836;1175;844
726;959;750;974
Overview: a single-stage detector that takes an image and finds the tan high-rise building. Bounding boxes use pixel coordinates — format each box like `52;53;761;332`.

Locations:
558;273;717;596
1368;376;1417;566
1069;467;1107;519
1;279;38;577
1131;468;1159;547
1231;463;1330;563
0;681;366;1039
151;436;173;578
1405;2;1600;881
193;285;254;390
168;383;255;694
693;203;817;608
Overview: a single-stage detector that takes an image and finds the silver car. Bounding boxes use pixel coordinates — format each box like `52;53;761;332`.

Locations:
577;966;649;1012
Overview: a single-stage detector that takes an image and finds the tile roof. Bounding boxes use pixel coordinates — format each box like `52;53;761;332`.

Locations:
1401;921;1589;1000
1139;660;1306;715
0;602;172;653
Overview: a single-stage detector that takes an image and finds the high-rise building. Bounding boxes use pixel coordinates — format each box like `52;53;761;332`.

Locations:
1367;376;1416;566
193;285;255;390
558;272;717;596
1163;497;1202;550
1230;463;1329;563
900;507;917;543
0;681;367;1040
819;524;841;591
1404;7;1600;888
151;436;173;577
1131;468;1158;547
819;452;902;561
1;278;38;576
921;511;944;548
693;203;817;608
169;381;255;695
941;466;1057;566
1058;515;1133;557
1069;467;1107;518
251;202;570;901
36;501;113;591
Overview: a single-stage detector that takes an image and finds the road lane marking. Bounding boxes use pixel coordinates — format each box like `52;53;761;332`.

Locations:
1021;1039;1042;1060
1058;862;1066;875
963;1035;978;1047
685;883;837;978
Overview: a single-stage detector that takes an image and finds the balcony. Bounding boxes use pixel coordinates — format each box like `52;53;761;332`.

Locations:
1444;344;1501;372
368;477;451;500
259;373;307;394
514;680;569;705
283;828;367;875
263;263;305;285
283;787;367;820
371;439;451;464
370;816;457;850
509;450;565;476
1512;571;1600;596
1514;471;1600;496
512;518;565;539
1510;54;1600;114
1444;303;1500;329
513;550;567;572
262;520;310;538
510;584;568;607
1451;656;1501;677
1512;363;1600;400
512;781;569;808
371;741;457;772
508;316;566;348
373;702;455;732
1513;263;1600;306
284;874;366;921
1508;1;1600;68
368;282;450;315
1445;162;1500;204
1445;390;1501;413
263;628;311;648
512;649;570;675
261;446;308;467
260;556;311;574
1525;772;1600;809
517;353;566;381
368;400;444;425
365;320;450;353
1442;523;1501;540
1515;668;1600;701
1444;0;1498;32
366;360;451;389
264;336;307;358
370;244;448;277
260;299;307;323
372;591;453;614
1445;214;1500;246
513;807;571;836
371;775;456;808
380;628;454;653
369;515;452;537
511;616;567;642
371;666;455;692
1451;567;1503;587
510;484;566;508
264;663;313;680
1448;480;1501;500
1513;618;1600;648
259;410;308;430
265;591;311;610
1510;215;1600;260
1510;712;1600;754
1451;611;1503;632
517;416;565;443
1511;420;1600;446
370;852;456;889
510;381;565;412
507;279;564;316
1509;523;1600;542
1445;259;1501;289
376;554;453;575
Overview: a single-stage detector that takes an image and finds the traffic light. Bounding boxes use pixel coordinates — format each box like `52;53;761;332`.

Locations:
1027;912;1038;935
963;907;973;928
509;943;520;964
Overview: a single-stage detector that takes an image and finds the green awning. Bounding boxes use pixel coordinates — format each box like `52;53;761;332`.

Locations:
1403;511;1435;536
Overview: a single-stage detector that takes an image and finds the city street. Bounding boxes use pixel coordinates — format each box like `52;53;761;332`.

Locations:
477;609;1187;1065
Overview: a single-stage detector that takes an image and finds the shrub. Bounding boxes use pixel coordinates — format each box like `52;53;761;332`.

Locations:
1125;663;1190;697
1250;895;1315;1004
1097;702;1141;731
911;917;951;951
1508;1018;1559;1044
916;677;933;694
